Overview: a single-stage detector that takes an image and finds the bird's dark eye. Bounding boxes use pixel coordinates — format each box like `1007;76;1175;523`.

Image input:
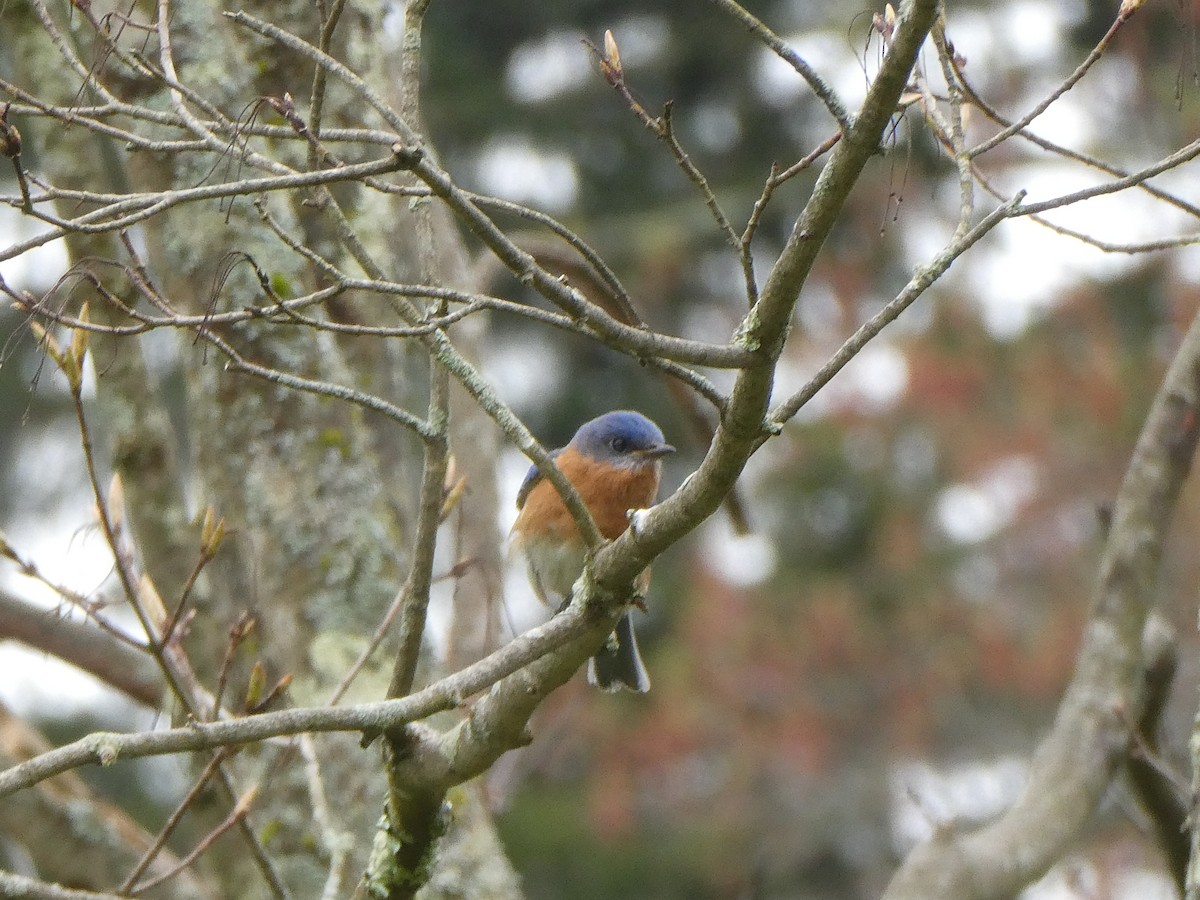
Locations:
610;436;629;453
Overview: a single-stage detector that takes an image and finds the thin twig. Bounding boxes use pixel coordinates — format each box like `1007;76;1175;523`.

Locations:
0;603;596;798
707;0;851;131
119;751;231;892
0;871;127;900
388;0;450;702
396;147;755;369
929;19;974;240
770;195;1021;426
945;53;1200;221
967;13;1129;160
127;782;260;894
1014;137;1200;217
300;735;352;900
308;0;351;167
587;35;752;302
195;328;438;440
0;154;407;262
224;9;419;144
972;163;1200;254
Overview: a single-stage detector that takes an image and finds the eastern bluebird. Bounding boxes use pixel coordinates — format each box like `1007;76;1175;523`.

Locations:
511;410;674;692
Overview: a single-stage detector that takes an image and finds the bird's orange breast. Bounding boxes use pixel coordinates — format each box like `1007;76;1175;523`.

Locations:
513;447;662;542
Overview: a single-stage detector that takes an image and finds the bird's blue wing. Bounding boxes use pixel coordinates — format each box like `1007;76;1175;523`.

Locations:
516;448;562;509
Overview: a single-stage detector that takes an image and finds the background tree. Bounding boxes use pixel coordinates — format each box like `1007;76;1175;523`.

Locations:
2;0;1199;898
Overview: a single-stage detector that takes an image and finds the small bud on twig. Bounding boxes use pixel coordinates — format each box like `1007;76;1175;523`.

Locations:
604;30;622;76
107;471;126;533
200;504;227;558
0;104;21;159
232;785;260;817
70;301;91;376
440;456;469;521
139;573;168;631
1118;0;1147;18
248;673;293;714
30;320;82;391
245;661;266;711
590;29;624;87
872;3;897;46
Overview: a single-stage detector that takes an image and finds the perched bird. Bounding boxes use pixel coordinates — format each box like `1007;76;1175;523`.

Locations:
511;411;674;692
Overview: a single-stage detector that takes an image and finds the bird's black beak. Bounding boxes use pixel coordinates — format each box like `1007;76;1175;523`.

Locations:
639;443;675;459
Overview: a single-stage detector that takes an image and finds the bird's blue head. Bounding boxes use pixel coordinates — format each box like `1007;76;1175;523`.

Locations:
570;411;675;467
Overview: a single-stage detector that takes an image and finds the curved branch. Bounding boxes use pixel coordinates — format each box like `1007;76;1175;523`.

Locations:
882;289;1200;899
1013;137;1200;218
0;155;407;262
0;604;594;799
0;589;162;707
0;869;129;900
358;0;944;829
967;12;1129;160
400;147;756;369
770;194;1020;426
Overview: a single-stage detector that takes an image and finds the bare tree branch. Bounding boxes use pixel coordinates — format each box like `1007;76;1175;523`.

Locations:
770;194;1020;426
709;0;852;132
0;871;128;900
0;588;161;707
0;604;593;799
883;273;1200;900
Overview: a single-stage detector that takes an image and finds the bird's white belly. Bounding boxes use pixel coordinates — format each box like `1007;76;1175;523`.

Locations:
519;534;586;602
